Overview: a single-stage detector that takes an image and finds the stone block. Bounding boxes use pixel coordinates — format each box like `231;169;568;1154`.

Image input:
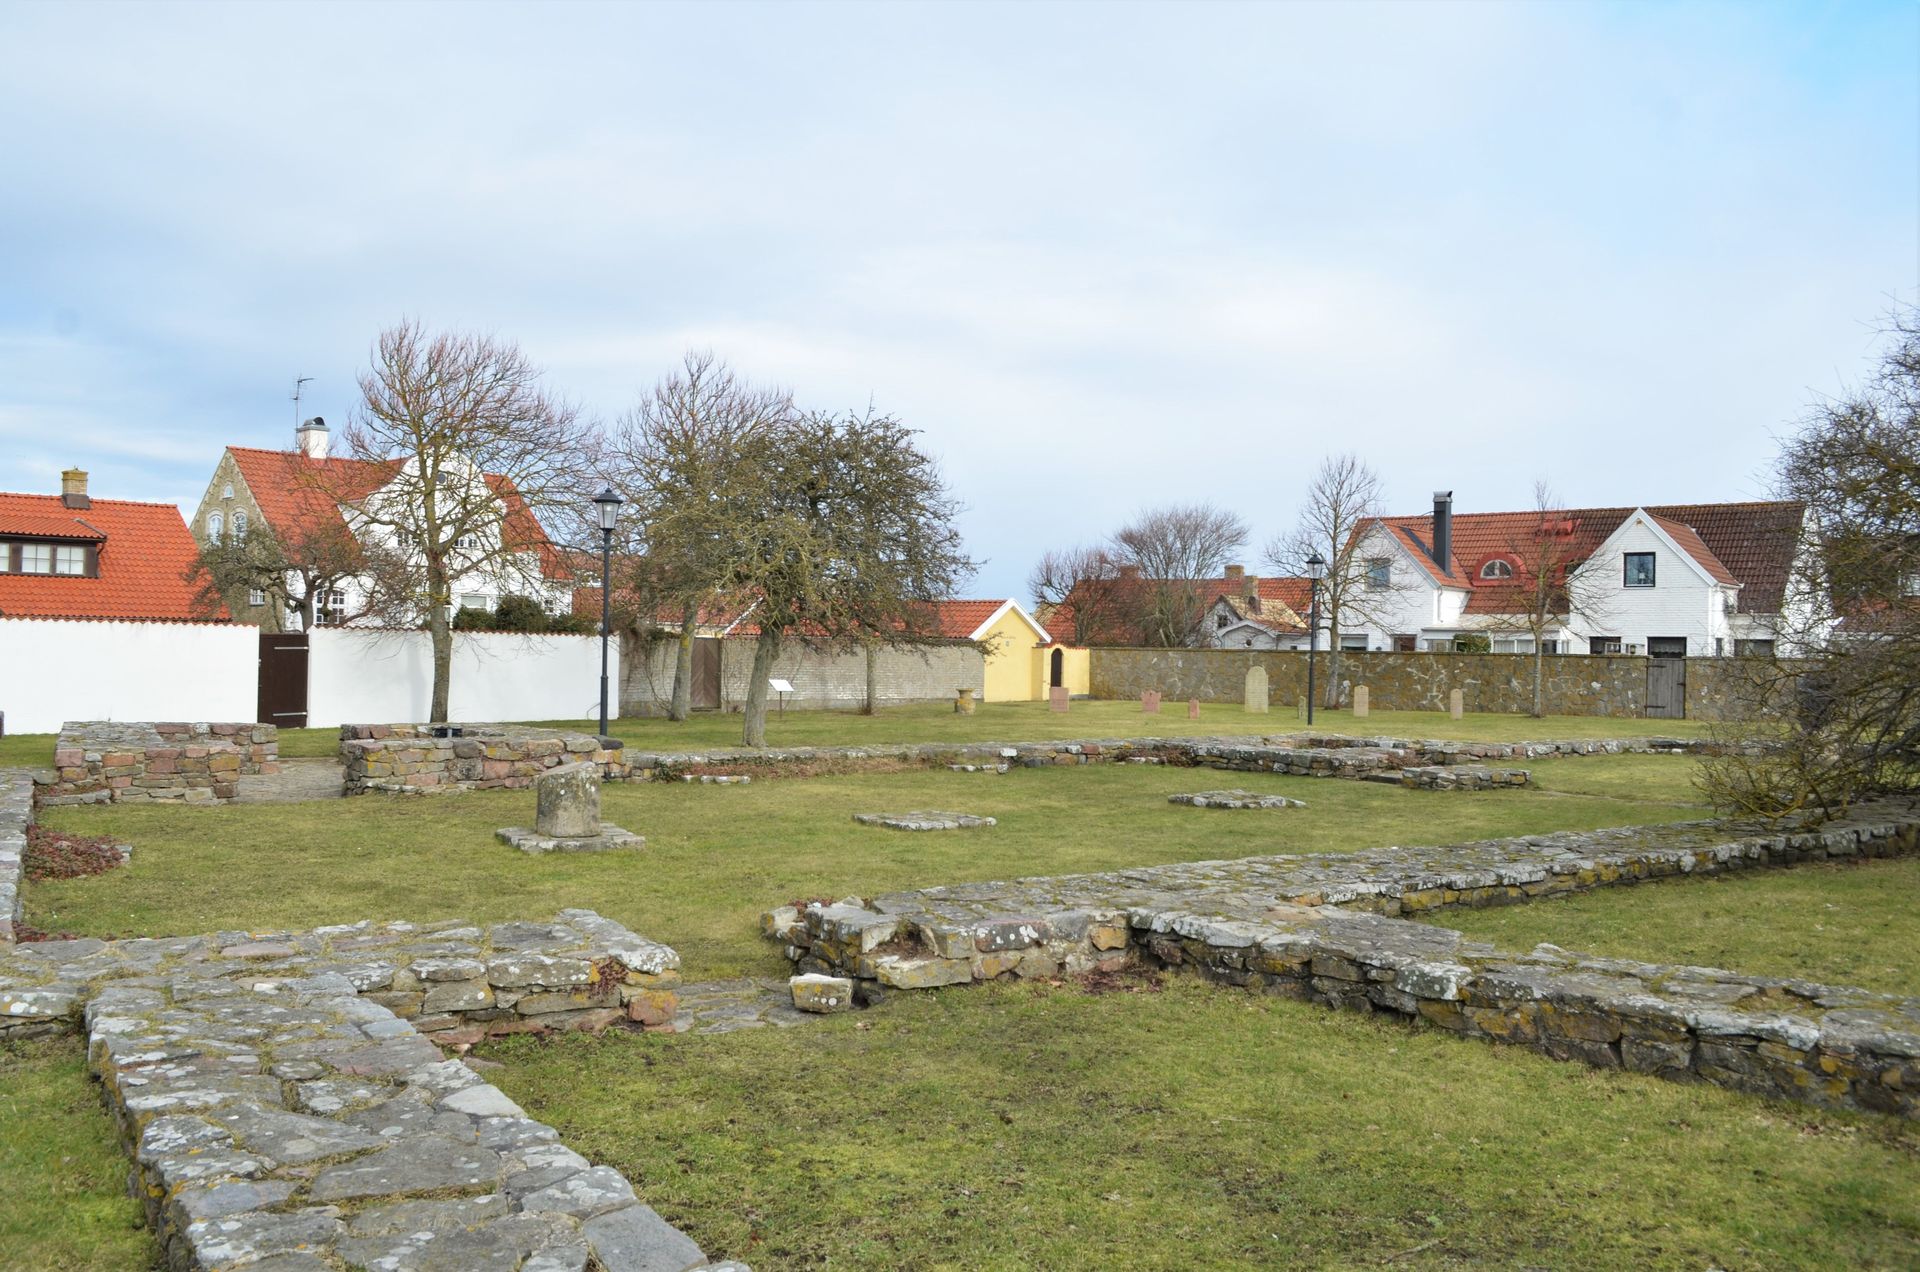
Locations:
790;973;854;1013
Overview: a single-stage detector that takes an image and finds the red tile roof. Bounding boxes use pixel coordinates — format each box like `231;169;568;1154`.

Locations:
227;447;569;581
0;493;225;621
1048;572;1312;645
1367;500;1802;615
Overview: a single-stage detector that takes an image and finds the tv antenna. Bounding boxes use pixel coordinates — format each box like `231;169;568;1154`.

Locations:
292;376;314;427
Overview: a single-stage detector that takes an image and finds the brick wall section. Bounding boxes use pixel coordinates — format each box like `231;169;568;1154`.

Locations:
620;634;984;715
42;721;277;805
1090;648;1791;721
340;724;631;793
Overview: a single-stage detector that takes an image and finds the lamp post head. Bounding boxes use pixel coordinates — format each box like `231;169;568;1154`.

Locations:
1306;552;1327;583
592;486;624;533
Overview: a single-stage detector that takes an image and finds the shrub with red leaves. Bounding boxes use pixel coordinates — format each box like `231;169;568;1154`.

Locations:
24;825;127;882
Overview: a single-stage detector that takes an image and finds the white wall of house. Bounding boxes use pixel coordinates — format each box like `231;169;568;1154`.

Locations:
1574;514;1736;656
306;628;613;727
0;618;259;733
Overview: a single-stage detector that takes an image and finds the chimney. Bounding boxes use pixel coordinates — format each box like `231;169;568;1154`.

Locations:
1431;490;1453;575
1118;563;1141;580
296;416;329;459
60;467;90;510
1242;572;1260;604
1224;564;1244;582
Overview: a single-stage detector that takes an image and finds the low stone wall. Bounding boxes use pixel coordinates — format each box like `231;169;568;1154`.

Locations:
0;911;738;1270
1089;648;1793;722
0;772;26;943
340;724;630;794
41;720;277;806
767;802;1920;1118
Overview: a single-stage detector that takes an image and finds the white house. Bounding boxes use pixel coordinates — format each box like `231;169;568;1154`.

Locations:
191;418;574;632
1277;492;1813;657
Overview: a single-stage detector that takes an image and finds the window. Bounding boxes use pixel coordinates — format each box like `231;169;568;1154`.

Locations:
1734;639;1776;658
1479;559;1514;580
221;482;233;499
1339;635;1368;651
248;589;266;607
459;593;489;611
1714;637;1725;657
1541;639;1561;655
232;511;248;540
1490;636;1535;654
1591;636;1622;655
206;512;224;542
1366;559;1391;589
53;545;86;575
1216;613;1230;630
20;543;52;574
457;535;478;550
1623;552;1656;587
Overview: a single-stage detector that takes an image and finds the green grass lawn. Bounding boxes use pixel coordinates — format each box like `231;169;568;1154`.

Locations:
0;1039;158;1271
487;979;1920;1271
31;759;1709;977
1437;856;1919;997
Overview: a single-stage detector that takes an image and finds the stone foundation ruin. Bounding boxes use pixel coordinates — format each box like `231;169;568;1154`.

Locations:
41;721;278;805
340;724;629;794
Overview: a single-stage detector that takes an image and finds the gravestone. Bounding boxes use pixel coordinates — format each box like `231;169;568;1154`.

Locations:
1049;686;1070;712
1188;698;1200;720
1244;666;1269;713
1141;690;1161;714
496;761;643;854
1449;688;1464;721
1353;685;1370;719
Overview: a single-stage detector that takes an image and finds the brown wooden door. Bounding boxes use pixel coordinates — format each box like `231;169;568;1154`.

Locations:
1645;649;1686;719
258;631;309;727
692;638;722;710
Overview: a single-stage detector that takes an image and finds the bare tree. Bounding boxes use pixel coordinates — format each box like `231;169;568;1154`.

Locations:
312;321;596;723
1701;305;1920;818
726;408;974;747
1112;503;1248;647
608;352;791;720
1027;544;1133;645
1479;481;1613;717
1265;454;1403;706
185;515;370;632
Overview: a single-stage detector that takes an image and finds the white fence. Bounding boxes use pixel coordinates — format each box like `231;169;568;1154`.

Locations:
0;619;258;734
0;618;617;735
306;629;613;728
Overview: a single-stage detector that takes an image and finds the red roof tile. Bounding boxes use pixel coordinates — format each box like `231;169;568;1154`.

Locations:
1049;572;1312;645
0;493;225;622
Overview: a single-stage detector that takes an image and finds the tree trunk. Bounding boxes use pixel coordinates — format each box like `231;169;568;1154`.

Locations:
1323;599;1343;708
427;559;453;723
1531;642;1546;718
742;631;780;747
863;642;879;715
669;601;697;722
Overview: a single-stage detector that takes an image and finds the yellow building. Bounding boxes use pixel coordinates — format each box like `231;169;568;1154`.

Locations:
936;599;1061;702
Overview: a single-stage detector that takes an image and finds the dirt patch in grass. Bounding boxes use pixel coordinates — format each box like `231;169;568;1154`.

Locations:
23;827;125;883
1072;965;1163;995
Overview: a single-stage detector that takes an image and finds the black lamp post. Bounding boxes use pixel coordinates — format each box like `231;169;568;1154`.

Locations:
1305;552;1327;726
592;487;624;737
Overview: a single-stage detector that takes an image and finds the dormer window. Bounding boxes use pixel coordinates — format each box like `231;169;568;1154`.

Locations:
1479;559;1514;580
1623;552;1656;588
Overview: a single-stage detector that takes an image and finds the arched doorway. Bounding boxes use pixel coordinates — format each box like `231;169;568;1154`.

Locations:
1050;647;1064;689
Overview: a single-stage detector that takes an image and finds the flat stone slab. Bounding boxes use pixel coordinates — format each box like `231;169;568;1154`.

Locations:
1168;790;1306;810
497;825;646;854
853;811;996;832
680;774;751;784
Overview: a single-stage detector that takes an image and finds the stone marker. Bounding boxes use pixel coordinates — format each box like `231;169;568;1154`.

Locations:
537;761;598;837
853;810;996;831
1244;666;1269;713
954;687;977;715
1353;685;1370;719
1449;688;1464;721
496;762;644;854
1188;698;1200;719
1168;790;1307;810
1141;690;1161;714
1049;686;1070;712
791;973;854;1013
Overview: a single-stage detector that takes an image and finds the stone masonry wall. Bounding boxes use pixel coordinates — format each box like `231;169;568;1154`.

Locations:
768;802;1920;1119
340;724;631;794
620;633;984;716
0;772;26;944
42;721;278;806
1090;648;1792;722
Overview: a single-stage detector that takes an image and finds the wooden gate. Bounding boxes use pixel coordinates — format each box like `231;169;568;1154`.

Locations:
1645;647;1687;719
258;631;309;728
691;638;722;710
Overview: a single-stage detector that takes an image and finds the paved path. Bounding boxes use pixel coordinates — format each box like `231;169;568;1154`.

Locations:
236;757;345;803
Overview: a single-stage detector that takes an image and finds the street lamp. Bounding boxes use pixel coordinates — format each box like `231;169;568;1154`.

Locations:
1305;552;1327;727
592;487;624;737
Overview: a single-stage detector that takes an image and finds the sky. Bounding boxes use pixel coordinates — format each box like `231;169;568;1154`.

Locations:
2;0;1916;602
